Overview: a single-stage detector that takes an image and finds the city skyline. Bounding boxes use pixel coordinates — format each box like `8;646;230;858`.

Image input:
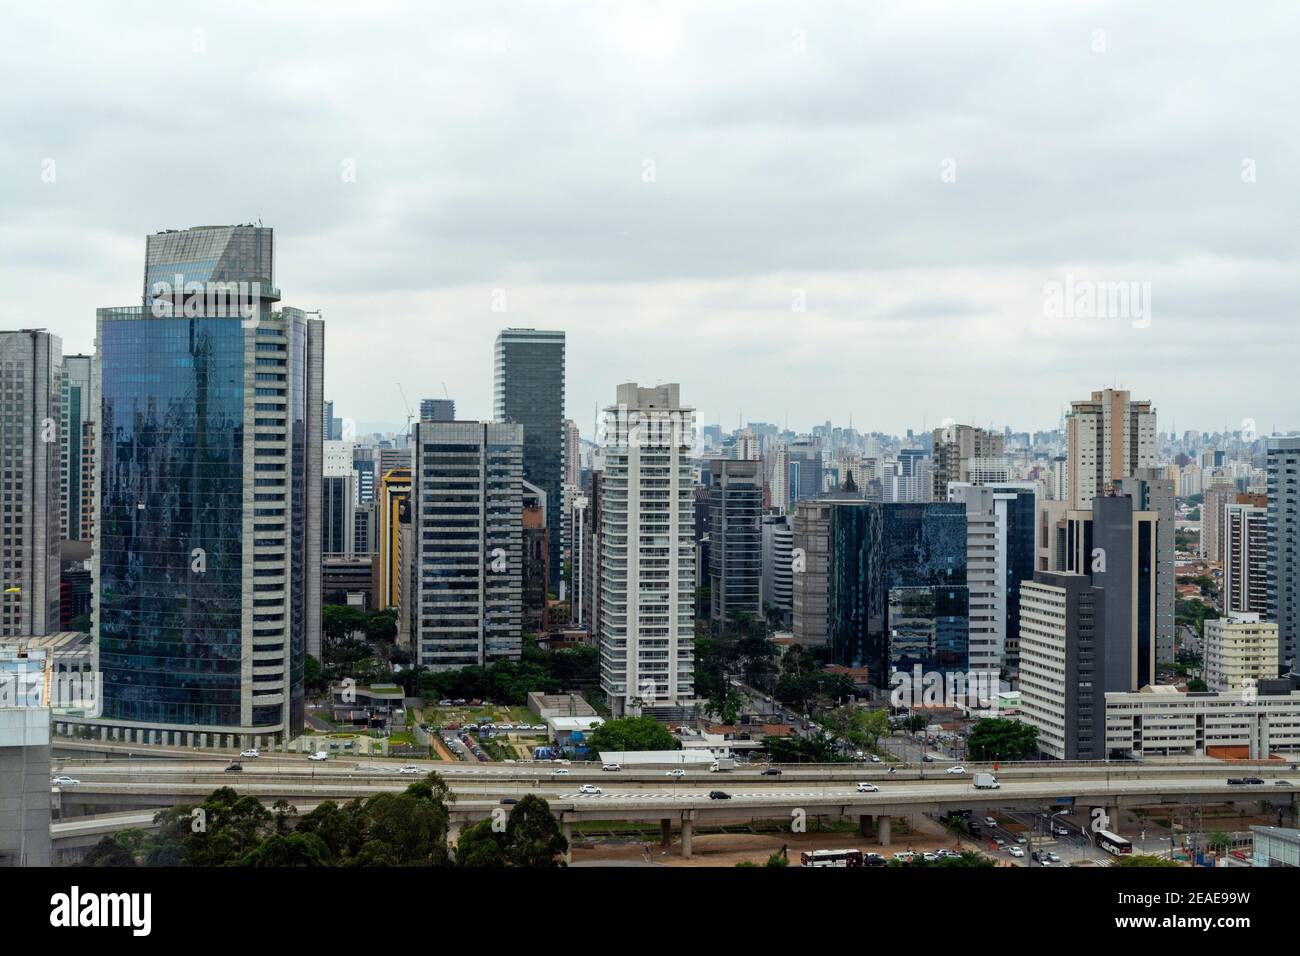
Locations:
4;2;1298;436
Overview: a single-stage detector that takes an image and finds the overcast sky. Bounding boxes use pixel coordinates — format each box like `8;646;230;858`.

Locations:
2;1;1296;438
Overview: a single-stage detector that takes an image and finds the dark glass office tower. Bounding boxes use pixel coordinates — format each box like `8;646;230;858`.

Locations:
825;501;967;681
94;225;323;746
493;329;564;592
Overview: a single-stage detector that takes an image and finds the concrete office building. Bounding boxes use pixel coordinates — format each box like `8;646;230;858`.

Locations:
761;513;794;628
1205;613;1279;693
1267;436;1300;673
494;328;565;593
708;459;763;631
0;330;62;638
92;226;323;745
597;384;695;715
1065;388;1157;510
377;467;411;611
1107;683;1300;760
1202;479;1239;562
786;440;824;507
408;420;523;670
1224;498;1269;616
1019;571;1107;760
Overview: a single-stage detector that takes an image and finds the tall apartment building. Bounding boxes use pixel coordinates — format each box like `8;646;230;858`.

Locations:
522;479;547;634
1205;613;1279;693
494;328;565;593
1224;497;1269;616
0;646;53;865
1202;478;1238;562
931;424;1004;500
60;353;95;542
1267;437;1300;673
1019;571;1107;760
707;459;763;630
408;421;523;669
1065;388;1157;509
597;384;695;715
761;513;794;628
93;225;323;745
563;419;581;488
0;330;62;638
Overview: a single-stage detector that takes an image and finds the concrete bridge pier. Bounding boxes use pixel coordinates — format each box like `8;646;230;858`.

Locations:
680;812;694;858
877;815;892;847
660;818;672;846
859;814;874;837
561;817;572;864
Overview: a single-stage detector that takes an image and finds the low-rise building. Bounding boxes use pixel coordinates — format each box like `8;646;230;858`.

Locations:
1105;683;1300;759
1205;613;1279;693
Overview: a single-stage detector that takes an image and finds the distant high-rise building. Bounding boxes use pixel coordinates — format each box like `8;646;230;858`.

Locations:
1065;388;1157;509
494;328;565;593
60;353;95;542
931;424;1004;500
94;225;322;743
1267;436;1300;673
1224;496;1269;616
322;440;357;557
597;383;695;715
377;467;412;611
0;330;62;637
786;440;823;507
1202;478;1238;561
420;398;455;422
791;500;833;648
563;419;581;488
522;479;548;634
708;459;763;630
408;421;523;669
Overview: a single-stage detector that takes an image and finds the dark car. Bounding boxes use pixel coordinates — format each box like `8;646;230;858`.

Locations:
225;762;243;773
1274;780;1293;786
1243;777;1265;785
500;798;517;805
1227;777;1246;785
709;790;732;800
761;768;782;777
863;853;887;867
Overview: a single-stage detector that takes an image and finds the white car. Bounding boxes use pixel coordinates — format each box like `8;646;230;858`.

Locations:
945;766;966;775
869;754;882;763
397;765;421;775
51;775;80;787
856;782;879;792
240;748;260;758
500;724;513;731
665;768;686;777
1008;846;1025;858
602;763;622;772
578;783;602;794
308;751;329;761
551;768;571;776
984;816;997;828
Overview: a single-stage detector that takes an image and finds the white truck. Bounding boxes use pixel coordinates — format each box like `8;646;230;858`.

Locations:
709;757;736;772
973;772;1000;790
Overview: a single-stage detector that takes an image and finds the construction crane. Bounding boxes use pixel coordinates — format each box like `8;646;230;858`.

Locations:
397;383;414;434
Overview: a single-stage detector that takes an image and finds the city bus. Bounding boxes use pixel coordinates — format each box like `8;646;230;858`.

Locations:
800;848;864;867
1094;830;1133;857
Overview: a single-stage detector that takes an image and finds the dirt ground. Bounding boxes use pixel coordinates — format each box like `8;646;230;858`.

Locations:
571;814;1008;867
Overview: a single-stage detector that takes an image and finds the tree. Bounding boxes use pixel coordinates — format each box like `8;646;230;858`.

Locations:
763;851;789;867
968;718;1038;761
456;819;507;867
239;832;332;867
586;717;679;753
85;835;137;867
504;794;568;867
822;706;890;752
